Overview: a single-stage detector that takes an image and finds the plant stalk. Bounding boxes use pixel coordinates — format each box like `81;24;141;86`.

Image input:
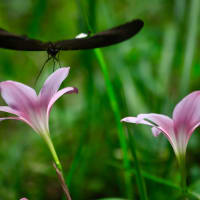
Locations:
43;133;72;200
94;48;133;198
127;127;148;200
177;154;187;196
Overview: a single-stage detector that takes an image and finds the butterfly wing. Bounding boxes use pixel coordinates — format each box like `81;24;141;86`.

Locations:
0;19;143;51
55;19;144;50
0;28;48;51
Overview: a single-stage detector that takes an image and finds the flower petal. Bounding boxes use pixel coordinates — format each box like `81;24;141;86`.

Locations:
137;113;173;133
121;113;178;154
47;87;78;117
152;127;162;136
39;67;70;104
173;91;200;135
121;116;153;126
0;81;37;113
121;113;173;134
0;106;21;116
0;117;20;121
0;105;47;134
0;113;36;130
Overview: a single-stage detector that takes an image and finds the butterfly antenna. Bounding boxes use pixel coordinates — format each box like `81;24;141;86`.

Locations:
34;56;52;86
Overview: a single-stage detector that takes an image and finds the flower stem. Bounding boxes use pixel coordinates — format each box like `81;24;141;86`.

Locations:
43;133;62;171
42;133;72;200
177;154;187;197
53;163;72;200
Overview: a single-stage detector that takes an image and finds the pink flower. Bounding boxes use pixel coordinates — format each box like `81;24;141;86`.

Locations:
0;67;78;138
121;91;200;158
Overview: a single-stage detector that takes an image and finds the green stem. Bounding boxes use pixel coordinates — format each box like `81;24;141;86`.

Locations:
94;49;133;198
177;154;187;196
43;133;62;171
127;128;148;200
42;133;72;200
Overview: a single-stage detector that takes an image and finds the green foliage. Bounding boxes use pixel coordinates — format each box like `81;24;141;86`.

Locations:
0;0;200;199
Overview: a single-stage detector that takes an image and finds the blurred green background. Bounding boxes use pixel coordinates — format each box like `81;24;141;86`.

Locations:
0;0;200;199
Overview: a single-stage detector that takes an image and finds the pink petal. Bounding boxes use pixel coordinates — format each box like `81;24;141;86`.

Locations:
121;113;178;154
152;127;162;136
0;106;21;116
121;116;153;126
39;67;70;104
122;114;173;135
47;87;78;117
0;106;40;133
0;81;37;113
173;91;200;136
0;115;34;129
0;116;21;121
136;113;174;134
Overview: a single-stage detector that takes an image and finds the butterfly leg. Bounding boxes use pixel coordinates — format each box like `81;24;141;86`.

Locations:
34;55;52;86
53;58;56;72
54;55;61;68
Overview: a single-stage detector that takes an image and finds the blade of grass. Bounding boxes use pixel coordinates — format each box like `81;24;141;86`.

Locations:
94;48;133;199
78;1;148;198
109;159;200;199
139;170;180;190
138;170;200;199
180;0;200;95
78;0;133;197
108;160;180;190
109;160;180;190
127;127;148;200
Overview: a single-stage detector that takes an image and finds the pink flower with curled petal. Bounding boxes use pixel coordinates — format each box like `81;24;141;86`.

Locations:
0;67;77;136
0;67;77;196
0;67;78;168
121;91;200;159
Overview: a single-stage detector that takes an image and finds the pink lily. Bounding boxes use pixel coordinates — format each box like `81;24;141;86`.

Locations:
121;91;200;159
0;67;78;170
121;91;200;193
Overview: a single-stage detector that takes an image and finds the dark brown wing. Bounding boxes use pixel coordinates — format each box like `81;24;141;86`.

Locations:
0;28;48;51
0;19;143;51
55;19;144;50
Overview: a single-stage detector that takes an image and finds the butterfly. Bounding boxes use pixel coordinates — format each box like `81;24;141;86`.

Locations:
0;19;144;57
0;19;144;83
